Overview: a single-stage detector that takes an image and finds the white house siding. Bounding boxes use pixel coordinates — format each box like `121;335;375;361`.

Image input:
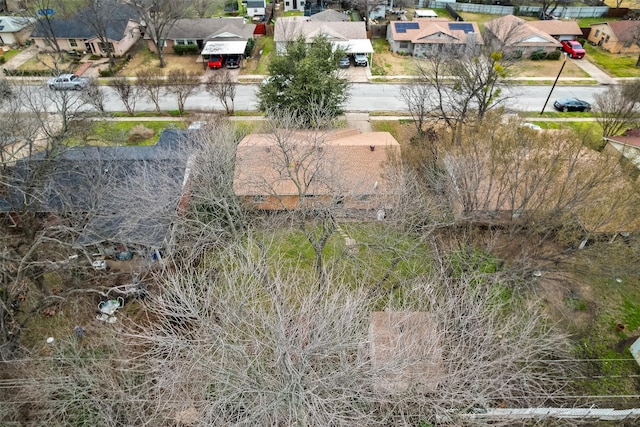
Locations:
609;141;640;169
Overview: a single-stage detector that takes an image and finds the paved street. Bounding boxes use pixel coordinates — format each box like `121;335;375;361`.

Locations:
1;46;613;114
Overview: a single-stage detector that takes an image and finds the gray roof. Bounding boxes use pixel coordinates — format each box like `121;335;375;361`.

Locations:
274;18;367;42
246;0;266;8
5;130;193;248
308;9;350;22
0;16;36;33
164;17;255;40
30;5;138;40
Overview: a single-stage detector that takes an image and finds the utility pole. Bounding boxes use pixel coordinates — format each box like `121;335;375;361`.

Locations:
541;52;568;115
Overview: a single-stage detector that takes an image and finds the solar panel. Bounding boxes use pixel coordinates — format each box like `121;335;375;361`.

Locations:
395;22;419;33
448;22;474;33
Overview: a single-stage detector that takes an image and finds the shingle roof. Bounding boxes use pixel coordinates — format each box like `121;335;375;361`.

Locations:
0;16;36;33
389;19;484;45
485;14;561;48
274;18;366;42
233;129;400;198
5;130;192;248
308;9;350;22
30;5;139;40
163;17;255;40
528;19;582;37
605;20;640;42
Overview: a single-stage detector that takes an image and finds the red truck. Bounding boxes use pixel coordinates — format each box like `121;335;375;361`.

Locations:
560;40;586;59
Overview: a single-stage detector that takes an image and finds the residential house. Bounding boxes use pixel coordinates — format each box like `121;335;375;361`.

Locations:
199;18;257;65
233;128;400;211
369;311;443;394
30;5;140;56
386;19;483;57
283;0;306;13
484;14;561;57
3;129;194;257
274;16;373;59
246;0;266;19
528;19;582;42
307;9;350;23
588;21;640;54
145;17;256;63
444;132;640;234
604;128;640;171
0;16;36;46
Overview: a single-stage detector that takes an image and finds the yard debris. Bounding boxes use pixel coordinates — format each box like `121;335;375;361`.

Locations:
96;297;124;323
98;297;124;315
74;325;86;338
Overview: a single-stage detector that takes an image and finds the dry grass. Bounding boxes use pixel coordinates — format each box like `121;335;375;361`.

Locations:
119;49;205;77
18;52;78;73
509;58;589;78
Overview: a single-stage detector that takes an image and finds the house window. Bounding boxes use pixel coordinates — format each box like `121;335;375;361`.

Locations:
594;29;600;38
285;1;290;5
99;42;114;52
69;39;77;47
605;35;610;43
176;39;196;45
399;41;409;49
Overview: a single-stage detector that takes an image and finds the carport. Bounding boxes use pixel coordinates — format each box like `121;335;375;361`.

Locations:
200;40;248;60
333;39;374;67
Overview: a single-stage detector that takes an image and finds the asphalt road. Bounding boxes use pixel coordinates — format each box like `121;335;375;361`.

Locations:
26;82;611;113
112;83;609;113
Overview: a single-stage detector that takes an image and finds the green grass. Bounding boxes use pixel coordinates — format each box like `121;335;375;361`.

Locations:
584;44;640;77
576;17;611;27
1;49;20;62
260;224;431;294
565;243;640;396
282;10;303;17
67;121;186;146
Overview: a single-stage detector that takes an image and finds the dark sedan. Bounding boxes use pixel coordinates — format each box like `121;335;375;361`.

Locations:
553;98;591;112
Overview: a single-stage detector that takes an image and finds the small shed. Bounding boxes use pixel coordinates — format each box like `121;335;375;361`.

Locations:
414;9;438;19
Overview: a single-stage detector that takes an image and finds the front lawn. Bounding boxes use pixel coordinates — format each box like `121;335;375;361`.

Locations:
119;47;204;76
584;44;640;77
67;120;187;146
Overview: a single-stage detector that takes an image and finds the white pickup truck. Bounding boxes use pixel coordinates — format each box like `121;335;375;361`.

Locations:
47;74;91;90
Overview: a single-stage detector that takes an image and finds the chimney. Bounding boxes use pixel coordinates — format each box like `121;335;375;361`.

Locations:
370;145;375;151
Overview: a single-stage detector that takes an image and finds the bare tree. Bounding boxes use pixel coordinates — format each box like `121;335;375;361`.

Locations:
111;76;138;116
166;69;200;115
109;238;570;426
594;81;640;137
125;0;191;68
80;78;108;114
23;0;74;66
205;70;237;115
136;68;164;113
79;0;126;68
401;48;511;145
438;115;640;242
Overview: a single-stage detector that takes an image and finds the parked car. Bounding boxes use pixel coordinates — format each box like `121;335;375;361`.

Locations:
226;55;240;69
339;57;350;68
208;55;223;69
560;40;585;59
47;74;90;90
354;53;368;67
553;98;591;112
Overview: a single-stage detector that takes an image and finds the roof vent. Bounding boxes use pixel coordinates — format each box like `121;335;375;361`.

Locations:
370;145;375;151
